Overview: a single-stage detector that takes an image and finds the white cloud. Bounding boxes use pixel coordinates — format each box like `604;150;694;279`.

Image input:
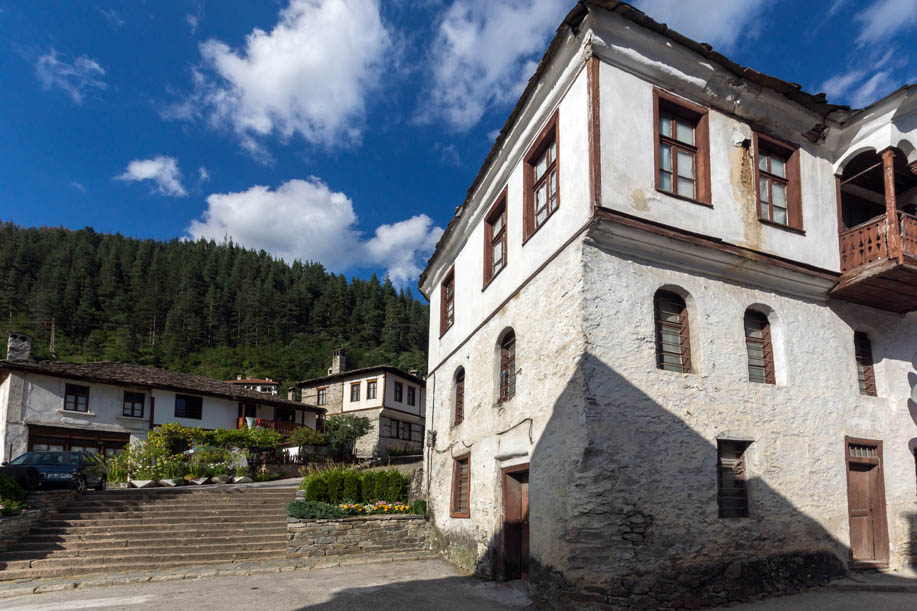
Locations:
634;0;768;51
198;166;211;183
187;178;442;285
70;181;86;193
34;49;107;104
827;0;848;17
97;8;124;28
854;0;917;45
170;0;392;157
186;14;199;34
819;49;901;107
115;156;187;197
420;0;569;131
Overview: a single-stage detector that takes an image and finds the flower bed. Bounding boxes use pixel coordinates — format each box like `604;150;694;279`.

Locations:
287;514;430;558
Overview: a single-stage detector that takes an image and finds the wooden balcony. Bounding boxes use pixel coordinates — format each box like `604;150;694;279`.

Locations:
237;417;305;436
831;213;917;312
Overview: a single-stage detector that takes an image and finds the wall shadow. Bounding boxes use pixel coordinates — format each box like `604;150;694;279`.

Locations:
440;353;917;610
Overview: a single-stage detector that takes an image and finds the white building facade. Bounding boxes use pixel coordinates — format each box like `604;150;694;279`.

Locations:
420;2;917;608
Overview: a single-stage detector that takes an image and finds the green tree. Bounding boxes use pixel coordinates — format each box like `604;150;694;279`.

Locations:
324;415;372;459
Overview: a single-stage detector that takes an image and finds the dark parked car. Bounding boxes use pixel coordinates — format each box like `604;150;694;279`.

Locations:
3;451;106;492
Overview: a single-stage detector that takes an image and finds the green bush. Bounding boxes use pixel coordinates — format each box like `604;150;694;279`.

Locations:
325;470;345;503
0;498;26;516
0;475;25;504
324;414;372;458
304;475;328;502
411;499;427;516
341;471;361;502
384;470;408;503
289;427;327;448
286;500;345;519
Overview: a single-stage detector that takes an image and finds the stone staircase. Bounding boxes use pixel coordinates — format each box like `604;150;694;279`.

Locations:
0;485;296;580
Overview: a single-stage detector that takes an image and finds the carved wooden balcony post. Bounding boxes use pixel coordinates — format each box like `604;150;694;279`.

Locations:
881;147;900;261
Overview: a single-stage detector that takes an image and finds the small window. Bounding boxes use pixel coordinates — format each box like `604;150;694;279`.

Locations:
717;440;750;518
744;310;775;384
350;382;361;402
441;269;455;336
174;394;203;420
317;387;327;406
654;290;691;373
399;421;412;441
523;111;559;240
654;89;710;205
407;386;416;406
854;332;877;396
64;384;90;412
451;454;471;518
380;417;392;438
454;368;465;426
367;380;377;400
122;391;145;418
394;381;403;402
499;331;516;402
484;191;508;286
755;133;802;229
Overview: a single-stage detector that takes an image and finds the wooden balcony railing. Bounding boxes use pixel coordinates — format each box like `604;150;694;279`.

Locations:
898;212;917;256
839;212;917;273
237;417;305;436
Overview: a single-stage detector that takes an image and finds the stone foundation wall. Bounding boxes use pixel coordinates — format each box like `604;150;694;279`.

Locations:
0;490;78;551
287;514;430;558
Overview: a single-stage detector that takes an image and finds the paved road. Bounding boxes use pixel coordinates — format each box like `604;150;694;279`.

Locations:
3;560;915;611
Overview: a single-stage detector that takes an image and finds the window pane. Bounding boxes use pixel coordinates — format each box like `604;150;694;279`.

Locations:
660;170;672;191
493;241;503;269
534;152;547;181
759;200;769;218
770;155;786;178
548;141;556;166
660;144;672;171
676;151;694;178
659;114;672;138
492;214;503;236
772;182;787;206
759;177;769;203
548;171;557;211
677;177;695;198
758;152;768;172
675;118;695;146
773;206;787;225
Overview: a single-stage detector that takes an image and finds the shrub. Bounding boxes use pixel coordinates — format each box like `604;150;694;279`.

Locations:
0;475;25;504
287;500;345;520
383;470;409;503
325;470;345;503
289;427;327;449
304;475;329;502
0;498;26;516
411;499;427;516
324;414;372;458
341;471;361;502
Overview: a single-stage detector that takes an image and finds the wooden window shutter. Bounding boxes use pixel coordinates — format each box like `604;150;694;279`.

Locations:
654;291;692;373
695;112;711;204
854;332;877;396
454;369;465;425
744;310;775;384
451;454;470;518
786;147;803;230
717;440;750;518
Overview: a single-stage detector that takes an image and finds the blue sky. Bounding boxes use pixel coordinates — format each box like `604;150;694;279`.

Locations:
0;0;914;288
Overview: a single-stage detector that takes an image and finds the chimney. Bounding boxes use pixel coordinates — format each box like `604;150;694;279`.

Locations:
409;369;418;377
6;332;32;361
330;348;346;375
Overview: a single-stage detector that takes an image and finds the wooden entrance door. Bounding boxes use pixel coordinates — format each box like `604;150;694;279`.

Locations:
502;465;529;580
845;437;889;566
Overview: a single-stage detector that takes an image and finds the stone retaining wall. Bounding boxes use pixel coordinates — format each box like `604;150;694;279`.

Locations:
0;490;78;552
287;515;430;558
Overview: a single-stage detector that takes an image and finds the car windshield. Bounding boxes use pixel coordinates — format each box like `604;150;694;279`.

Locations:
9;452;82;466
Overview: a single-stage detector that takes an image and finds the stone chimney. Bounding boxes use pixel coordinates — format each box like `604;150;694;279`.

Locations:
330;348;346;375
6;332;32;361
236;374;243;380
409;369;418;377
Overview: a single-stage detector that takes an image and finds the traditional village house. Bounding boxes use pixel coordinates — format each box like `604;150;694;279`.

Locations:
0;333;324;461
418;1;917;607
296;349;425;458
225;375;280;396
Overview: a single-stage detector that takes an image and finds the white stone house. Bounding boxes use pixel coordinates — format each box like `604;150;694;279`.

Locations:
225;376;280;396
419;1;917;606
0;333;324;461
296;350;426;458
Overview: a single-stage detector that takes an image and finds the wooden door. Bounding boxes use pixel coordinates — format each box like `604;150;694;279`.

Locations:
845;437;889;566
502;466;529;580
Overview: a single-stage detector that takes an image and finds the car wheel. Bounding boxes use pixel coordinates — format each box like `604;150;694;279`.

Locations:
95;476;106;491
76;476;88;493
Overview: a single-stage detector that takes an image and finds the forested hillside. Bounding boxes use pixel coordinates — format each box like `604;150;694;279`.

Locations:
0;222;429;388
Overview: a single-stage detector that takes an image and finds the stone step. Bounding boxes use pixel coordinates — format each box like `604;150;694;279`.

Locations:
52;508;289;521
9;532;290;552
0;550;291;580
29;523;290;537
84;489;296;500
0;540;286;561
64;499;292;511
42;513;288;528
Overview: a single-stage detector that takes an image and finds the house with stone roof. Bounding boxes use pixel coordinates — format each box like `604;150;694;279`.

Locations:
0;332;324;461
418;1;917;607
295;349;425;458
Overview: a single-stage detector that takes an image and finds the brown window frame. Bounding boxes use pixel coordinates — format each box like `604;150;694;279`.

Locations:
653;88;711;206
174;394;203;420
350;382;361;402
122;391;145;418
367;379;377;400
499;331;516;402
654;290;692;373
523;110;560;242
754;132;803;230
854;332;877;396
744;310;775;384
483;188;508;288
316;387;327;406
454;368;465;426
64;383;90;413
450;453;471;518
717;440;750;518
440;267;455;337
394;381;403;402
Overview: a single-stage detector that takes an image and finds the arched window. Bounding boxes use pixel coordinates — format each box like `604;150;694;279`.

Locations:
499;331;516;402
854;332;876;396
744;310;775;384
654;290;691;373
454;368;465;425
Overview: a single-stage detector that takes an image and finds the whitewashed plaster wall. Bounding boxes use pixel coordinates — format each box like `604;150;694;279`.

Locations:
150;389;238;430
424;239;586;572
341;372;385;413
383;373;425;418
